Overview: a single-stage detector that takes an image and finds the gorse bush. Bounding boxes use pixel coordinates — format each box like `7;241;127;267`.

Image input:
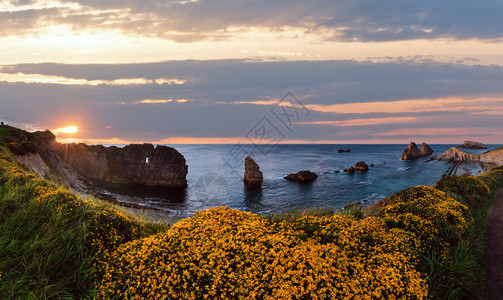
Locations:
377;186;471;257
477;167;503;191
434;176;490;208
96;207;427;299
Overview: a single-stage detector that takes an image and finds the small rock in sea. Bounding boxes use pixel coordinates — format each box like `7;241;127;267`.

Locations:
370;164;375;167
334;170;341;173
353;161;369;172
338;149;351;153
344;167;355;174
244;156;263;189
345;161;369;173
284;170;318;183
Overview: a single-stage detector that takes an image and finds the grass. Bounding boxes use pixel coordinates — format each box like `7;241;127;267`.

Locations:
424;170;503;299
0;145;169;299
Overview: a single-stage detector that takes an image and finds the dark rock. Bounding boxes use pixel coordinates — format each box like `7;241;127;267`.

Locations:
420;142;434;156
344;167;355;174
334;170;341;173
459;140;487;149
244;156;263;189
284;170;318;183
338;149;351;153
369;164;375;167
401;142;422;160
353;161;369;172
52;143;188;188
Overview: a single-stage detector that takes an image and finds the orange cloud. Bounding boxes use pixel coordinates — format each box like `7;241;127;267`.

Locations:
298;117;418;126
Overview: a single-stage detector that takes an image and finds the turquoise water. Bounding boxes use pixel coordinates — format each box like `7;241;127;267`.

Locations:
94;144;500;220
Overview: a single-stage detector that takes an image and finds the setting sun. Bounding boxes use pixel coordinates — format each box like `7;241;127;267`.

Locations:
55;126;79;134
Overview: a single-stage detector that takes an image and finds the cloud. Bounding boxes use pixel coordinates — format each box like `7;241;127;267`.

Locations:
1;59;503;143
1;0;503;42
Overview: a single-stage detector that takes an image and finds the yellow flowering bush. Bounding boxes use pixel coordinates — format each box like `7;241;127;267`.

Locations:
434;176;490;208
96;207;427;299
477;167;503;191
377;186;471;255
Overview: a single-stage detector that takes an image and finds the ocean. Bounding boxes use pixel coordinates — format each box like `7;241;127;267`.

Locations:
93;144;500;221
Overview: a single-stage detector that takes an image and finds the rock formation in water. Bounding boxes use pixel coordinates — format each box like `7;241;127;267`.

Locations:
353;161;369;172
420;142;434;156
344;161;369;173
434;146;503;167
401;141;434;160
52;143;188;189
243;156;263;189
459;140;488;149
401;142;422;160
284;170;318;183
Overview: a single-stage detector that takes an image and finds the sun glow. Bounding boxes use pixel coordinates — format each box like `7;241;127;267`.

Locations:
54;126;79;134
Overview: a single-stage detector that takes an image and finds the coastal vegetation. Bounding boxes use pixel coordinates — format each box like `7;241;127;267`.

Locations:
1;125;503;299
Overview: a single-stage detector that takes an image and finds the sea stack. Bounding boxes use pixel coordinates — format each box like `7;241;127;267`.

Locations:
401;142;422;160
401;141;434;160
459;141;488;149
420;142;434;156
244;156;263;189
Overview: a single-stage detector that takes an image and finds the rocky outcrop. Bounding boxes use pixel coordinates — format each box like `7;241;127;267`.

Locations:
434;147;503;167
243;156;263;189
338;149;351;153
353;161;369;172
480;148;503;166
420;142;434;156
344;161;369;173
52;143;188;188
401;142;422;160
435;147;478;162
15;153;52;180
459;141;487;149
284;171;318;183
402;141;434;160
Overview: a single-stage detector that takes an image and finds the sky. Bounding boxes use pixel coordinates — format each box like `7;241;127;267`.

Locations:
1;0;503;144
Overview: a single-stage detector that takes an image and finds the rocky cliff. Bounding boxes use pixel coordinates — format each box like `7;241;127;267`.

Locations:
52;143;188;188
434;146;503;167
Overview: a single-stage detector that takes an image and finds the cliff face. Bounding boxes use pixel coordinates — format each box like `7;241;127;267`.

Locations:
53;143;188;188
435;146;503;167
480;148;503;166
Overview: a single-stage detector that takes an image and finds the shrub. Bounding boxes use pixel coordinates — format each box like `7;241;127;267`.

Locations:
377;186;471;255
434;176;490;208
96;207;427;300
478;167;503;191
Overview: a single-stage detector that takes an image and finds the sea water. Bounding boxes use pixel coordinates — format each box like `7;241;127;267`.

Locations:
93;144;500;220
